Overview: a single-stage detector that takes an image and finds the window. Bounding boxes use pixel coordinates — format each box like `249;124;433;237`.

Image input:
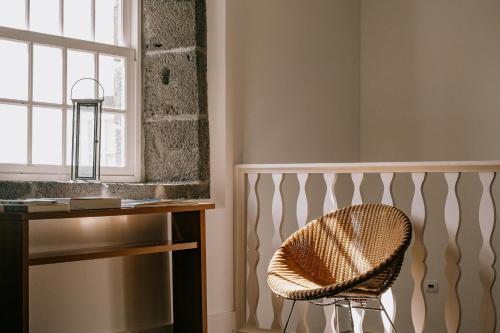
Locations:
0;0;140;181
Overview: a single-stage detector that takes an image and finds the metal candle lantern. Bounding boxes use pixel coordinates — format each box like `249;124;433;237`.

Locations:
70;78;105;181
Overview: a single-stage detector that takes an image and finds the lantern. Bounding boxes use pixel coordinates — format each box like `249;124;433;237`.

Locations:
70;78;105;181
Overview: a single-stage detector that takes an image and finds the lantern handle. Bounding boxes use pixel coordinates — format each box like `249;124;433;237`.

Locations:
70;78;105;101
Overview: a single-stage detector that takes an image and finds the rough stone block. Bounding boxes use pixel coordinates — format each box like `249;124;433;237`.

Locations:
144;49;207;119
32;181;103;198
0;182;34;199
102;183;157;199
144;118;209;183
103;182;208;199
143;0;197;50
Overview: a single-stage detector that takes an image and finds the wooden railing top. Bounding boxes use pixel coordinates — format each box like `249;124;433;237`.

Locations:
235;161;500;174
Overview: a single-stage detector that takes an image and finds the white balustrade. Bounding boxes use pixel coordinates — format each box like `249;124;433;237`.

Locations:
246;173;260;327
351;173;365;333
380;172;396;333
271;173;284;330
323;173;339;333
410;172;427;333
479;172;497;333
233;162;500;333
295;173;310;333
444;173;461;333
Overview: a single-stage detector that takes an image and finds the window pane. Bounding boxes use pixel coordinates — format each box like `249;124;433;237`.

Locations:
30;0;60;35
33;45;63;103
66;110;72;165
67;50;95;103
95;0;122;45
64;0;91;40
32;107;62;165
0;1;26;29
0;40;28;100
101;113;125;167
0;104;27;164
99;55;125;109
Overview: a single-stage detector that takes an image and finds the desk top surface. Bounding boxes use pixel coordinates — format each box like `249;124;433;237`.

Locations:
0;202;215;221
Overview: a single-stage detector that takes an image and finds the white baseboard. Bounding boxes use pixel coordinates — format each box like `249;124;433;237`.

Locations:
208;310;236;333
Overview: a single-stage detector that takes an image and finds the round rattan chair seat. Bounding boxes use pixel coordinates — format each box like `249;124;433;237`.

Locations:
267;203;412;301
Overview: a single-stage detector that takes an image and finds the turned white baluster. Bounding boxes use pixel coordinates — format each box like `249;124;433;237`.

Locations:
351;173;365;333
296;173;310;333
411;173;427;333
380;173;396;333
247;174;261;327
444;173;461;333
323;173;339;333
323;173;338;214
271;173;284;330
479;172;497;333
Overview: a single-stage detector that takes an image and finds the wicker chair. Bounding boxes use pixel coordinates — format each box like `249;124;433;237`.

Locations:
267;203;412;333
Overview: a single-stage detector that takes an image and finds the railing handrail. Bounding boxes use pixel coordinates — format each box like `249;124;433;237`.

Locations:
235;160;500;173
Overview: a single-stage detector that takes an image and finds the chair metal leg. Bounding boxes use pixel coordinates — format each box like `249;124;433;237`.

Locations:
283;300;296;333
378;298;397;333
346;299;355;333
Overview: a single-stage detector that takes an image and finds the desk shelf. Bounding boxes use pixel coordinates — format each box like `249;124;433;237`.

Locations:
29;241;198;266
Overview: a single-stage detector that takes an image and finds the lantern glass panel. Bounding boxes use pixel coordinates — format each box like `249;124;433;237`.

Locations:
72;103;101;180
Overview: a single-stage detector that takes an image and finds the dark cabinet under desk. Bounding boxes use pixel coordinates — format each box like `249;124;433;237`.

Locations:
0;202;215;333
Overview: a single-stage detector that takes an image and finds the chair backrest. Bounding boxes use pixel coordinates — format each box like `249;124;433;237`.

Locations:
278;203;412;286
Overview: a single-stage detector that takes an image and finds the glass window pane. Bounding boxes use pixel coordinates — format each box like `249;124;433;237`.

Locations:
32;107;62;165
99;55;125;109
0;104;27;164
67;50;95;103
95;0;122;45
66;110;72;165
0;1;26;29
64;0;92;40
101;113;125;167
30;0;60;35
33;45;63;103
0;40;28;100
76;105;97;178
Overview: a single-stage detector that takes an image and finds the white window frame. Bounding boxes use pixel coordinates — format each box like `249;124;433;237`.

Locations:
0;0;141;182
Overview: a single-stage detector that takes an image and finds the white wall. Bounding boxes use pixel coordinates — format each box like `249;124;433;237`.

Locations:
228;0;361;164
206;0;236;331
361;0;500;162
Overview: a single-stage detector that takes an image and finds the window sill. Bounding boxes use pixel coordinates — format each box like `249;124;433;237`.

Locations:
0;180;210;200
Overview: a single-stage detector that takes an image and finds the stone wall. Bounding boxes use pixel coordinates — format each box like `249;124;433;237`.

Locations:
143;0;209;186
0;0;209;200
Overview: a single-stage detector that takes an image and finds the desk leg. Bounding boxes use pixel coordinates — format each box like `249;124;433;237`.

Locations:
172;210;207;333
0;217;29;333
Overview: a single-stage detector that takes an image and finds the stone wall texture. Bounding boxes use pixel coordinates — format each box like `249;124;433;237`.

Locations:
143;0;209;190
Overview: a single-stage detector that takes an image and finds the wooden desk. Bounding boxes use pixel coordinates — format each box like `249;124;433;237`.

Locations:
0;202;215;333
